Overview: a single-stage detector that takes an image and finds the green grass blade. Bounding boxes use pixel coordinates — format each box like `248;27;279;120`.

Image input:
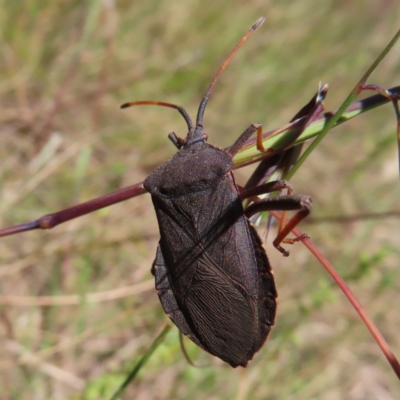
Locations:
109;325;171;400
233;88;397;168
286;27;400;180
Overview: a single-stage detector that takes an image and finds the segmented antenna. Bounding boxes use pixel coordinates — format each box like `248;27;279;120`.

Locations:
121;17;265;141
121;100;194;130
195;17;265;127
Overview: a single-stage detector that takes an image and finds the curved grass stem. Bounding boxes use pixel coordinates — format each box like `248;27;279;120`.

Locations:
269;210;400;380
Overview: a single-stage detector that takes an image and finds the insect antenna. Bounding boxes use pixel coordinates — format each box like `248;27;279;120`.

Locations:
120;100;194;130
121;17;265;144
195;17;265;129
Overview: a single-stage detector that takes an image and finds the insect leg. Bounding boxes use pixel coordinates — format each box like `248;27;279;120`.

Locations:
240;180;294;199
228;85;328;159
227;123;263;157
242;182;312;257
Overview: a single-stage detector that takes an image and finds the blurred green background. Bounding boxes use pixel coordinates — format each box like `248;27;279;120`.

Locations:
0;1;400;399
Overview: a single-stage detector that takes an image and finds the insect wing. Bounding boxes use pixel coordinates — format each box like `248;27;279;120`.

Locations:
151;173;275;366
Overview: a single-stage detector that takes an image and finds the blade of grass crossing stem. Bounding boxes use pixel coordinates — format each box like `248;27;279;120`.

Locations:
109;325;171;400
232;89;398;168
392;99;400;173
286;27;400;180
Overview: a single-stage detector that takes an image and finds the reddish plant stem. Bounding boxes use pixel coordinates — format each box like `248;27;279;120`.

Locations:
269;210;400;380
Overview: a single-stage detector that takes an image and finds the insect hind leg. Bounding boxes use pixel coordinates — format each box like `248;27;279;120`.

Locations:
241;180;312;257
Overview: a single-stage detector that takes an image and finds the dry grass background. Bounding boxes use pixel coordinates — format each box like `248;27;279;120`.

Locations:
0;1;400;399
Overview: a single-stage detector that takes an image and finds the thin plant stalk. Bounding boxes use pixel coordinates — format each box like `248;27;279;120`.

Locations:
285;27;400;180
109;325;171;400
269;210;400;380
